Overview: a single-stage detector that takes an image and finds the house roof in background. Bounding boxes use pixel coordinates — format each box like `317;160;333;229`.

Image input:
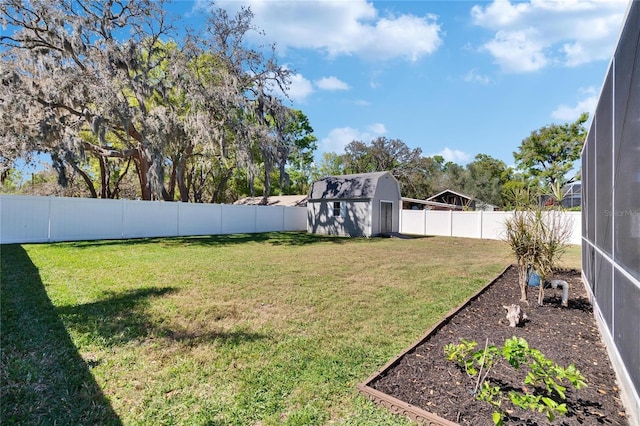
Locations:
425;189;497;210
426;189;476;202
233;195;307;207
308;171;393;201
401;197;463;210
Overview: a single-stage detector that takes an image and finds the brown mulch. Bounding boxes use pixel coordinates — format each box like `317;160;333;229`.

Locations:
369;266;629;425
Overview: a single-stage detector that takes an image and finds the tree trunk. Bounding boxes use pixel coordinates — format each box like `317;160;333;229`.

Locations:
167;159;177;201
210;168;233;204
517;263;529;304
135;146;152;201
68;160;98;198
175;145;193;202
111;158;132;199
98;156;112;199
125;124;153;201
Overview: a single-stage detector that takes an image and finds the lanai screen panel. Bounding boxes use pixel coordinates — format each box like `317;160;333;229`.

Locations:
613;2;640;280
582;0;640;409
595;72;613;256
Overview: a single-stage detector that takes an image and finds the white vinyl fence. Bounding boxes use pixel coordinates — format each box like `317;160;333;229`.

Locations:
400;209;582;245
0;195;308;244
1;194;582;246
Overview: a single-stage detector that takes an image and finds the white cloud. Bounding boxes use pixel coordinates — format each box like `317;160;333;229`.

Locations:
483;29;548;72
281;74;351;102
367;123;387;135
463;68;492;85
319;123;387;154
471;0;627;73
315;76;350;91
201;0;442;62
286;73;314;103
433;147;472;164
552;87;598;121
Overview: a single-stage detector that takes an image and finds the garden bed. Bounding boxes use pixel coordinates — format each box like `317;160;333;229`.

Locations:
357;266;629;425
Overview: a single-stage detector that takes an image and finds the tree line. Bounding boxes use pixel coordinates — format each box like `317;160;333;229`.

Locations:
0;1;587;208
1;0;316;203
310;110;586;210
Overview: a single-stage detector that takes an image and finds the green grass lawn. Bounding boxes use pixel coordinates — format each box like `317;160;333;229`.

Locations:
1;233;581;425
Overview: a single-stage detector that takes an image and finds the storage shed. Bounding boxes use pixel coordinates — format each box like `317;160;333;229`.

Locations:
307;171;401;237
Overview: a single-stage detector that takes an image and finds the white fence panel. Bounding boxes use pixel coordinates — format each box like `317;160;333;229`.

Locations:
123;200;178;238
177;202;222;236
0;195;50;243
566;212;581;245
400;209;581;246
481;211;510;240
451;212;481;238
424;211;451;236
401;210;426;235
256;205;285;233
285;206;307;231
220;204;257;235
0;195;307;244
50;197;123;242
0;194;580;245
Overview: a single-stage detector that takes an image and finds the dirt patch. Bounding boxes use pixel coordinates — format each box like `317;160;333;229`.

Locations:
367;266;629;425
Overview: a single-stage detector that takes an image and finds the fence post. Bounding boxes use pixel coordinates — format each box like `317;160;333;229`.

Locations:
282;206;286;231
120;199;125;239
449;210;453;237
253;205;258;233
423;209;427;236
47;195;53;242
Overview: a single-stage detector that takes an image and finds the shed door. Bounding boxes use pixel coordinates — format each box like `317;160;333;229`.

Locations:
380;201;393;234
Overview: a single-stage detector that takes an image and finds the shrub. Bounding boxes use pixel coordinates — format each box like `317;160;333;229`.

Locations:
445;336;586;425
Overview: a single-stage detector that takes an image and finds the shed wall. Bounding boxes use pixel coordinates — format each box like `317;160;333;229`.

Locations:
307;200;372;236
370;173;401;235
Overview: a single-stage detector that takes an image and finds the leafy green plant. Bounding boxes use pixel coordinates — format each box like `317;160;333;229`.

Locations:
445;336;586;425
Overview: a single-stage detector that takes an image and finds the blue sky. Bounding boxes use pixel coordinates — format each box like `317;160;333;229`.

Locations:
164;0;630;168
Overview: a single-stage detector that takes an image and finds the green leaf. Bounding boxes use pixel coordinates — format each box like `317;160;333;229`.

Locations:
492;411;503;425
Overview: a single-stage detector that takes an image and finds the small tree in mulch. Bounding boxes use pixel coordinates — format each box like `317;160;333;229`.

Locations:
445;336;587;425
530;208;572;305
502;193;572;306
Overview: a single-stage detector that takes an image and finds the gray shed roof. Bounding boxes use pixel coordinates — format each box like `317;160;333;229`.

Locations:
308;171;391;201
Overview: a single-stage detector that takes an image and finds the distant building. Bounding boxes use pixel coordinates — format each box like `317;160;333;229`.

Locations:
401;197;462;211
426;189;497;211
561;182;581;209
233;195;307;207
538;182;581;209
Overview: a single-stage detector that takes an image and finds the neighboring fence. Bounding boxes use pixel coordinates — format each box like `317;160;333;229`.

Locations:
0;194;308;244
400;209;582;245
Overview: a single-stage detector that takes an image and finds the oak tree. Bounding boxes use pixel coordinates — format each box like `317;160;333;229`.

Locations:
513;113;588;195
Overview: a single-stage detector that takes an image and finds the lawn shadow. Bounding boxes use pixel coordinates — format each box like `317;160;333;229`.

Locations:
161;328;269;346
64;231;354;249
0;245;122;425
56;287;270;348
56;286;177;347
64;231;433;250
